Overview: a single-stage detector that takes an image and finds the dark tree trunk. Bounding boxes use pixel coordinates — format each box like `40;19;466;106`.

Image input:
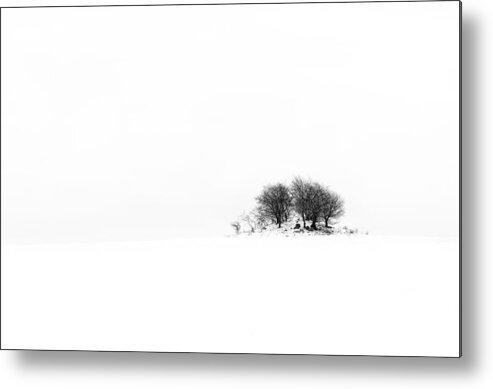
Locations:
302;213;306;228
311;220;317;230
324;218;329;228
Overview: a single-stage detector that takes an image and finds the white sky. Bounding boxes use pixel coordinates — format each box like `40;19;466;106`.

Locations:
1;2;460;243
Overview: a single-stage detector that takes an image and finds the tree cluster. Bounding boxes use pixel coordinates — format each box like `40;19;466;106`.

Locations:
252;177;345;231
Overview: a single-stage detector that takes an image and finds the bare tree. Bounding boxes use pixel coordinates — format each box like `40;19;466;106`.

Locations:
320;188;345;228
230;221;241;234
290;176;311;228
291;177;328;229
240;212;256;233
252;206;269;230
240;210;268;233
256;183;292;228
305;182;325;230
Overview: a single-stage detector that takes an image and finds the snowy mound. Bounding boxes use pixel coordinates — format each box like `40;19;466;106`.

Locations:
231;217;364;238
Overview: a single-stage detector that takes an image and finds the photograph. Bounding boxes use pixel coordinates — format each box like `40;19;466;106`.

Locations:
1;1;460;356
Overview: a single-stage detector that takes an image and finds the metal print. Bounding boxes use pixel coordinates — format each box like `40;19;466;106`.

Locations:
0;1;461;356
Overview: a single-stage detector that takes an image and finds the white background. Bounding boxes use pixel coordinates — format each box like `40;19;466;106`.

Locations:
1;0;458;243
0;0;489;388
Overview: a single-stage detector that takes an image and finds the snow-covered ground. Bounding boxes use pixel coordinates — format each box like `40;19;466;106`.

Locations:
1;234;459;356
231;218;363;238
